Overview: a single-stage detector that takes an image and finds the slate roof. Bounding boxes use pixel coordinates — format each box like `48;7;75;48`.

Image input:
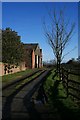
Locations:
24;43;39;50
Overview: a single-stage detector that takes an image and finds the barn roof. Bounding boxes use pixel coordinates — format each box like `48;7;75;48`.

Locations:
24;43;39;50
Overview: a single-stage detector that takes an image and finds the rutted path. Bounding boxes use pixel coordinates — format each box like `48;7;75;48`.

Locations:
2;69;51;119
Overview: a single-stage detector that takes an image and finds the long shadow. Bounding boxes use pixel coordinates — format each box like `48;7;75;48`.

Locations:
2;69;52;119
23;70;52;120
23;70;64;120
36;83;48;104
2;84;28;119
23;83;49;120
2;71;44;120
49;79;80;120
23;98;41;120
52;97;80;120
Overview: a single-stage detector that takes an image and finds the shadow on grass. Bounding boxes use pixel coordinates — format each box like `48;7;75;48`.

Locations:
49;79;80;120
23;70;52;120
53;99;80;120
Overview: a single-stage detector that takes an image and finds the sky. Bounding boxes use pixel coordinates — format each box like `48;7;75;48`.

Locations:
2;2;78;62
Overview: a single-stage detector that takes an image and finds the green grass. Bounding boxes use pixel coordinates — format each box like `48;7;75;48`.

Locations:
69;74;80;82
44;70;80;120
2;68;38;83
58;82;79;108
3;71;43;97
44;70;55;95
58;82;80;120
15;71;42;90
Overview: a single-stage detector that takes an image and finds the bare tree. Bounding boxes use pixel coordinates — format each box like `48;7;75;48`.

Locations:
43;8;75;78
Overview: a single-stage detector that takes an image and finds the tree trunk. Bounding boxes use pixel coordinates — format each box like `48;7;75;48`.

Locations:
58;59;61;80
56;57;61;80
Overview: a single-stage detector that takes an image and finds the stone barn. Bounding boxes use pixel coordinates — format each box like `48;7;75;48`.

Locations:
24;43;42;69
0;43;43;76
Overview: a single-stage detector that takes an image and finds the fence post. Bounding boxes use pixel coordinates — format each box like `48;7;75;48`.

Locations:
66;69;69;97
62;67;65;87
61;67;63;81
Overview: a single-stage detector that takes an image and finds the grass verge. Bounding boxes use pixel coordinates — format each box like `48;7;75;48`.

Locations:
44;69;80;120
2;68;38;83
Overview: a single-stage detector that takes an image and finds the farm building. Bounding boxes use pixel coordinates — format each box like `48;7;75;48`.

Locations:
0;43;43;76
24;43;42;69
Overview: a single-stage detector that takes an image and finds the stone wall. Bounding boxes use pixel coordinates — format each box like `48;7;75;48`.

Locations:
0;62;4;76
0;62;26;76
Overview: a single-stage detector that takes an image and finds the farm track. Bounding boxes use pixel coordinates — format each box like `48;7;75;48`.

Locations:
2;70;45;97
2;69;42;90
2;69;51;119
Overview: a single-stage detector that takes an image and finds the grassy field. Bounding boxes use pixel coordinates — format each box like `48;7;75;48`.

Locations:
43;69;80;120
2;68;38;83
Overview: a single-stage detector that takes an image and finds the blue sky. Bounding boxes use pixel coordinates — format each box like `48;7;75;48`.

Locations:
2;2;78;62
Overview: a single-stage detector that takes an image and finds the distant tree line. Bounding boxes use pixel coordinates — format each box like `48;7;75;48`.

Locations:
43;59;56;68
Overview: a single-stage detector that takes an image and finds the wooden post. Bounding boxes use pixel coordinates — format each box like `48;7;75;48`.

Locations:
61;67;64;86
58;56;61;80
66;69;69;97
61;67;63;81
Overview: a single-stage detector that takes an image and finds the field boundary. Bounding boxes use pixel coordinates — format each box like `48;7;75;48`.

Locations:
61;68;80;100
